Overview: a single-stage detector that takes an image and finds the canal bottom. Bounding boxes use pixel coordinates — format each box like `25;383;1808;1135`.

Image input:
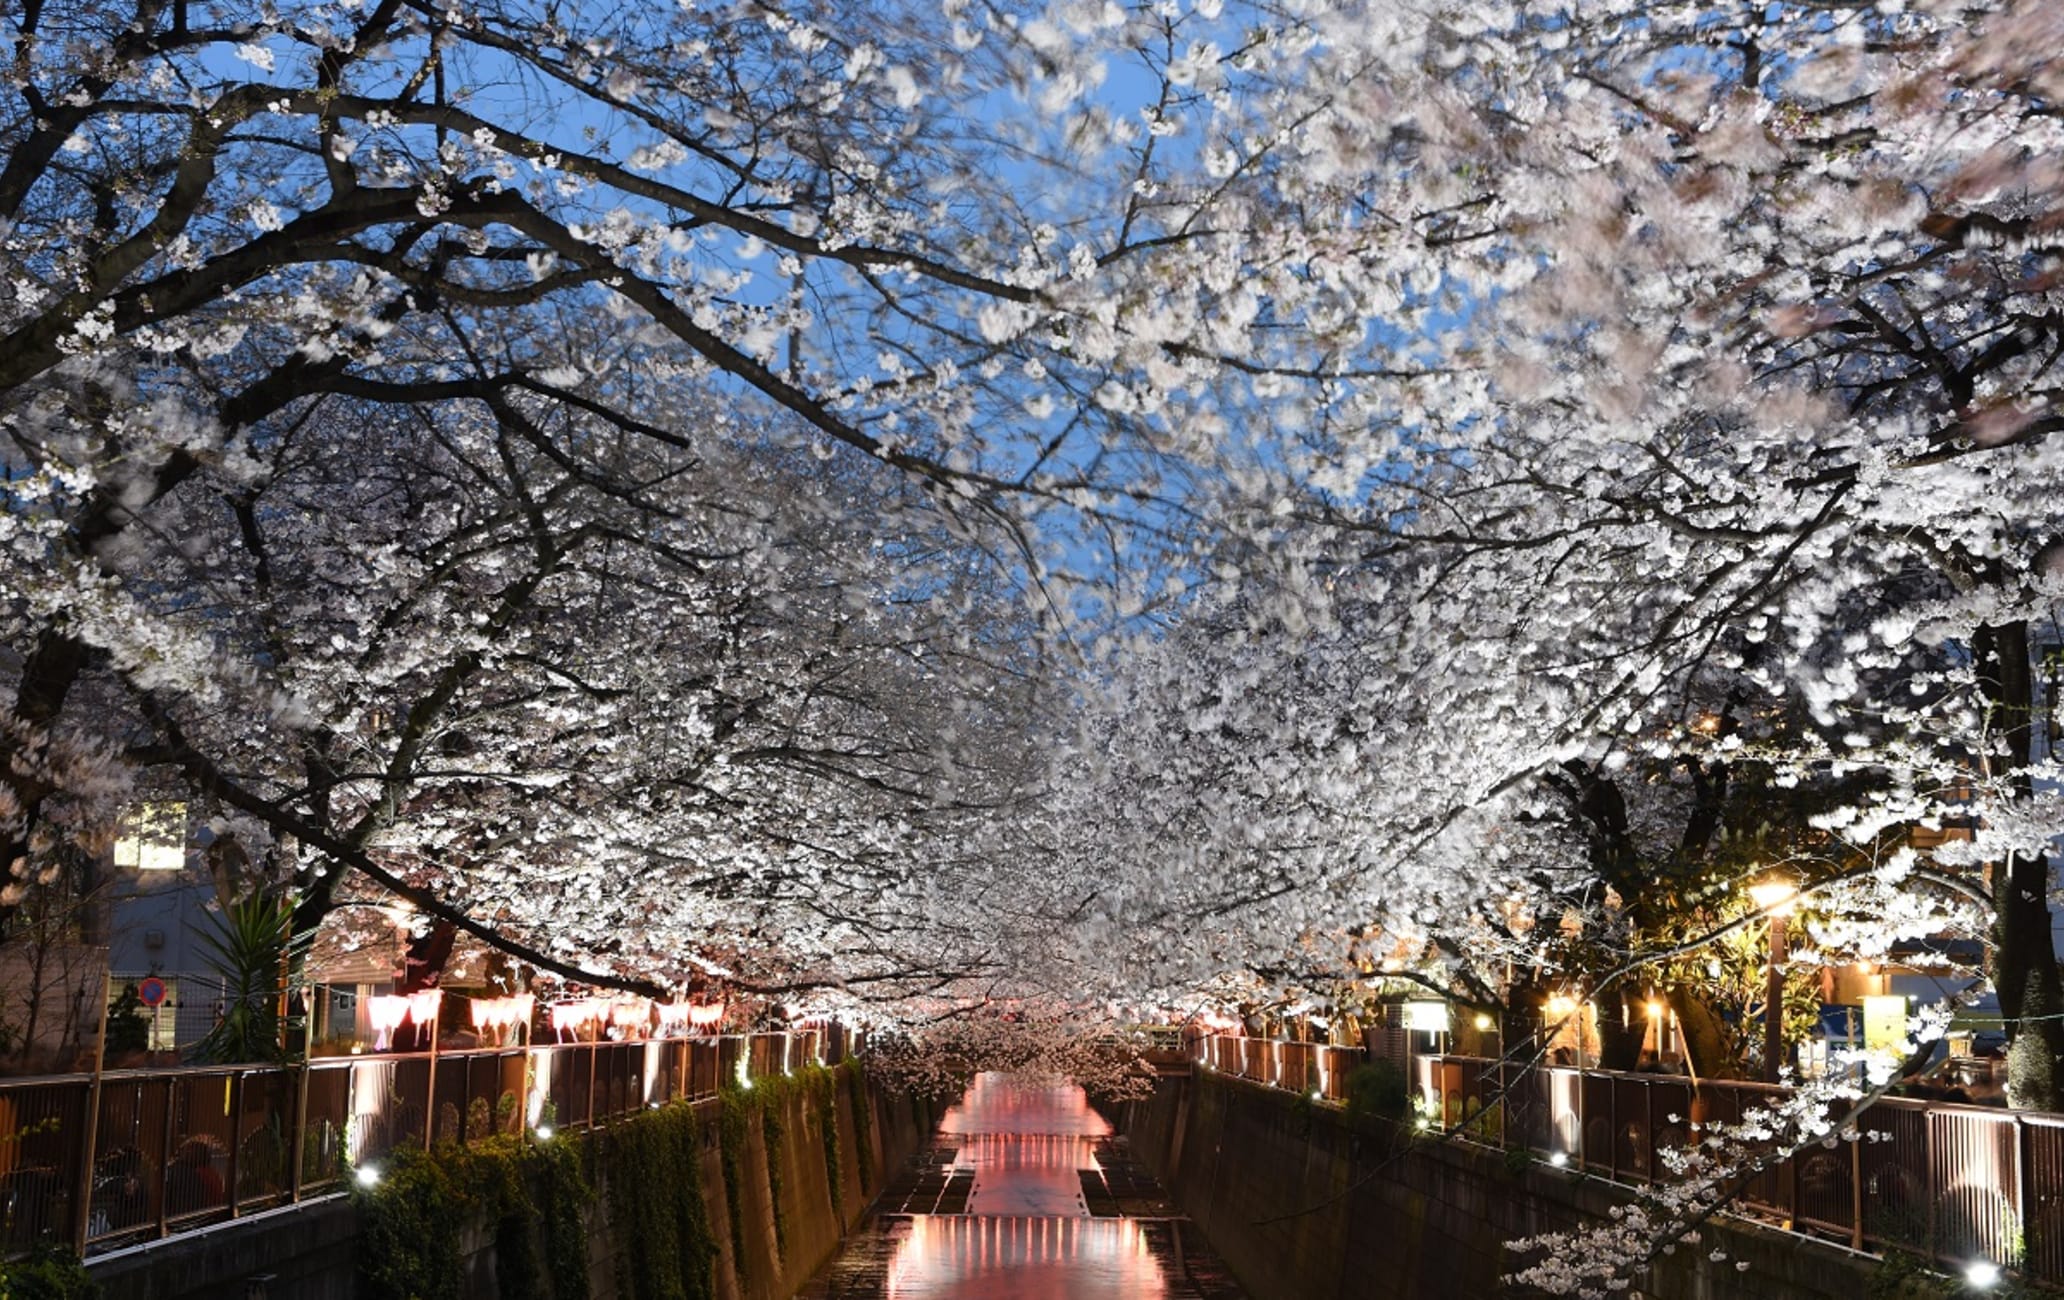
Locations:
797;1072;1243;1298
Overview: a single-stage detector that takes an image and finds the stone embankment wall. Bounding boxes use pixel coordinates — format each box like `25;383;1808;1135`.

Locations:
1119;1071;1902;1300
90;1064;934;1300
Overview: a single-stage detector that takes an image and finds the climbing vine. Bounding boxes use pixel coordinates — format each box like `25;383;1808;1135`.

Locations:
816;1078;843;1222
843;1059;874;1192
599;1100;720;1300
761;1102;788;1259
356;1135;589;1300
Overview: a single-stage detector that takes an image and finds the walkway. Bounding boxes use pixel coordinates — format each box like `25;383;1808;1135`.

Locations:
798;1072;1243;1298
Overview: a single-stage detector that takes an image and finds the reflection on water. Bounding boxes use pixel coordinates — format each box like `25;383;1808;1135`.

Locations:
884;1072;1168;1296
938;1073;1113;1137
879;1214;1166;1298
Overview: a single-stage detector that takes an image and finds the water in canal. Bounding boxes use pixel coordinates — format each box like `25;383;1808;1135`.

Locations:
798;1072;1242;1299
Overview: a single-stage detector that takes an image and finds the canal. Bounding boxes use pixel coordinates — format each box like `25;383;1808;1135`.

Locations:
799;1072;1244;1298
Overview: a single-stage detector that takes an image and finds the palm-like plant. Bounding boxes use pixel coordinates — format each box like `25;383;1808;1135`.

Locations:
190;894;305;1065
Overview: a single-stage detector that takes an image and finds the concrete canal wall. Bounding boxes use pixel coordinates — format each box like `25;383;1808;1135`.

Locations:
89;1064;935;1300
1118;1071;1908;1300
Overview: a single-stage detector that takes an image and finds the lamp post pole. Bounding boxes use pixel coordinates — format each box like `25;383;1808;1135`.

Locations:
1763;912;1788;1084
1748;878;1798;1084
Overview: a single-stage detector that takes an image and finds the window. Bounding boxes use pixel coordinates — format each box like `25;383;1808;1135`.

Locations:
113;802;187;872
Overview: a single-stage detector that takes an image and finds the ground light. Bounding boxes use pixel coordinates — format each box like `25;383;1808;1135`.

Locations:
535;1125;554;1141
1965;1260;2001;1289
355;1164;381;1188
1548;1151;1569;1168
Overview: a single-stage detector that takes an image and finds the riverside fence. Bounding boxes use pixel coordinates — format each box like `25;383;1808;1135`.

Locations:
0;1029;833;1259
1194;1034;2064;1286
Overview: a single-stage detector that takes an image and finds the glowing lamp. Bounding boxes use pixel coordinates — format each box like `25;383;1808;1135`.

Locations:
407;989;443;1025
1747;878;1797;916
355;1164;382;1188
1966;1260;2001;1289
687;1001;727;1030
367;995;411;1051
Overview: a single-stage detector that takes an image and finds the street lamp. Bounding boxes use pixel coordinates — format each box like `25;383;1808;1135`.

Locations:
1747;877;1798;1083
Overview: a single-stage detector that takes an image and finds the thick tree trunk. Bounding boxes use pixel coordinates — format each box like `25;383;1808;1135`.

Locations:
1974;620;2064;1110
1668;988;1746;1081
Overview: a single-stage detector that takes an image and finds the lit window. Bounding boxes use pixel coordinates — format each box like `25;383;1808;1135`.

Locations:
113;803;187;872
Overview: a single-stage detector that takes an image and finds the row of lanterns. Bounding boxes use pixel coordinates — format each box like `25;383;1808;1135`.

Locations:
364;990;729;1052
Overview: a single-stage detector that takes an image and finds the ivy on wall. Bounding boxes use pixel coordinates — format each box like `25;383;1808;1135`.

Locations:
842;1059;873;1192
815;1076;843;1223
714;1064;854;1285
597;1100;720;1300
352;1062;873;1300
355;1134;590;1300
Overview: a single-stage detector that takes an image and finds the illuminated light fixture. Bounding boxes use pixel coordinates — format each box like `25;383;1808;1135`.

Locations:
1548;1151;1569;1168
470;994;534;1046
687;1001;727;1030
1403;1001;1450;1033
1645;1001;1666;1020
1473;1013;1494;1032
550;998;610;1042
657;1002;694;1035
535;1125;554;1142
367;995;411;1051
1747;878;1798;916
407;989;443;1025
113;802;188;872
608;998;652;1039
355;1164;382;1188
1544;995;1578;1017
1966;1260;2001;1289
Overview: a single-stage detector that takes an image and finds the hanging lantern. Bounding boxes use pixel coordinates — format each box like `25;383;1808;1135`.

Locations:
687;1001;726;1031
367;995;411;1052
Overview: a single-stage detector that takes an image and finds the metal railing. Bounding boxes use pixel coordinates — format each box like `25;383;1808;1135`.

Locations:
1195;1034;1362;1105
1187;1034;2061;1284
0;1029;833;1260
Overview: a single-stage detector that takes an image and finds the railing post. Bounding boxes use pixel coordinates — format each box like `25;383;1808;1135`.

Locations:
156;1080;176;1239
291;1007;314;1202
586;1042;598;1129
1573;1066;1585;1167
1850;1121;1865;1250
1644;1079;1656;1184
226;1071;244;1219
71;971;111;1252
1607;1075;1619;1182
1926;1108;1937;1265
423;998;442;1151
2016;1114;2029;1270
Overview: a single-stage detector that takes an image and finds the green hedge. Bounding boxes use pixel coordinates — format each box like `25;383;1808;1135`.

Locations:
0;1244;99;1300
356;1134;590;1300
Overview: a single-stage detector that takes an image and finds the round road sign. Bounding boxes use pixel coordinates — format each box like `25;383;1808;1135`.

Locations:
137;977;167;1007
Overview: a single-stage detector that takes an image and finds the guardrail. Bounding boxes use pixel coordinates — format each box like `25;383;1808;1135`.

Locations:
1194;1034;1362;1105
1420;1054;2055;1283
0;1029;832;1260
1188;1034;2060;1285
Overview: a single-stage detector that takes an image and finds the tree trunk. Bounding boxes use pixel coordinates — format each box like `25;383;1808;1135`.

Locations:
1668;988;1746;1081
1975;620;2064;1110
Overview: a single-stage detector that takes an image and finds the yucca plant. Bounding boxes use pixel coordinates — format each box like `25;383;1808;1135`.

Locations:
190;893;305;1065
